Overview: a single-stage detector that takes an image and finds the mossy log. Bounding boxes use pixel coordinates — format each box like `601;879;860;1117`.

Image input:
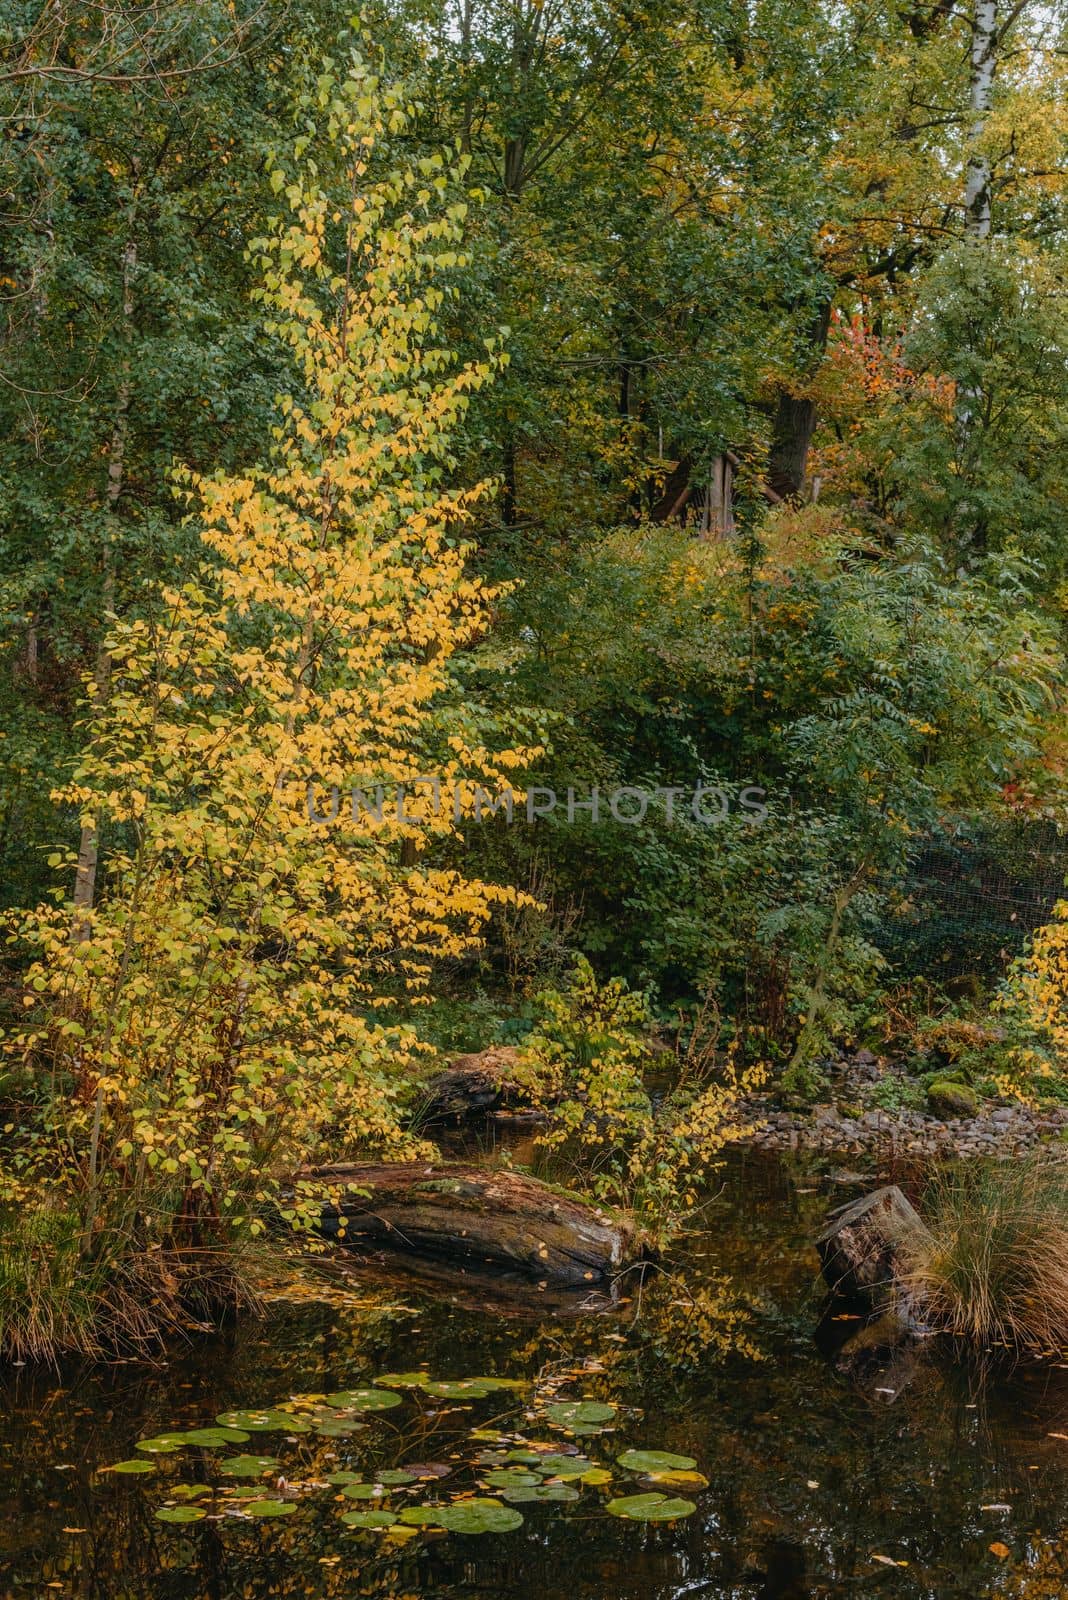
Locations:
302;1162;649;1286
816;1185;930;1302
418;1047;527;1124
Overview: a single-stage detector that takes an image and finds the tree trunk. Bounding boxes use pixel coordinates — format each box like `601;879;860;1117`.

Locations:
766;299;832;500
418;1047;528;1123
816;1185;930;1302
964;0;998;239
303;1162;651;1285
73;233;137;937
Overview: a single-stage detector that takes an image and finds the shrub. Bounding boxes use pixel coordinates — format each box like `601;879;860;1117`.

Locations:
899;1161;1068;1356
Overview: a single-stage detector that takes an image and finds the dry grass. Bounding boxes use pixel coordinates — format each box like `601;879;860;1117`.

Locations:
899;1160;1068;1357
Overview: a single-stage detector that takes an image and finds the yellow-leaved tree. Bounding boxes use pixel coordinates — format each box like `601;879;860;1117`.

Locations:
1;56;533;1356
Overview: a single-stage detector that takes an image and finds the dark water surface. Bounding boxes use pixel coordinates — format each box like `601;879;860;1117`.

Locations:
3;1152;1068;1599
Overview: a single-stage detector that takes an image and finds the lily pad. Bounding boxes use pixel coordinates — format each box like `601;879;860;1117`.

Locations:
436;1498;524;1535
484;1469;541;1488
325;1388;401;1412
107;1459;156;1475
218;1454;280;1478
502;1482;580;1503
172;1484;213;1501
325;1471;362;1486
176;1427;250;1448
242;1499;296;1518
155;1505;206;1524
340;1508;395;1529
545;1400;616;1428
376;1372;431;1388
617;1449;698;1474
135;1435;185;1455
644;1469;709;1490
341;1483;386;1501
396;1505;447;1527
314;1415;368;1437
377;1469;419;1485
606;1493;697;1522
216;1409;311;1435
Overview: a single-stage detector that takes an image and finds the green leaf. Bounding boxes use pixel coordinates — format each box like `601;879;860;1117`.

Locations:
218;1454;280;1478
155;1505;206;1524
617;1449;697;1474
606;1493;697;1522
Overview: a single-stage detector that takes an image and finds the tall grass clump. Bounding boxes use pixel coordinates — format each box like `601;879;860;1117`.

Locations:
900;1160;1068;1357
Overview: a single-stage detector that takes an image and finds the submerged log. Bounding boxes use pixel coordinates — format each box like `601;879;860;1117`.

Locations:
418;1047;527;1124
303;1162;649;1287
816;1185;930;1302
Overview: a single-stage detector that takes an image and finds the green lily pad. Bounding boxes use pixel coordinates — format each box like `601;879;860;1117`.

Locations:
484;1469;541;1488
617;1449;698;1474
340;1508;396;1528
377;1469;419;1485
436;1498;524;1534
218;1454;280;1478
545;1400;616;1428
419;1380;494;1400
376;1372;430;1388
215;1409;311;1434
107;1459;156;1474
135;1435;185;1455
155;1505;207;1524
172;1484;213;1501
325;1471;362;1486
242;1499;297;1518
502;1482;580;1503
533;1455;593;1479
325;1388;401;1412
341;1483;386;1501
177;1428;250;1448
397;1505;447;1526
314;1415;368;1437
606;1493;697;1522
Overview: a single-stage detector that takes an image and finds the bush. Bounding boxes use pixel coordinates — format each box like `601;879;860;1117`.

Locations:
900;1161;1068;1356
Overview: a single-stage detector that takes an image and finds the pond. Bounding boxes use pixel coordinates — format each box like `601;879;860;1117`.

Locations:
3;1151;1068;1600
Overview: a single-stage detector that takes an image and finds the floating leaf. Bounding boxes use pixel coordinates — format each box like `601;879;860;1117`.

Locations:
545;1401;616;1428
502;1483;580;1504
177;1428;249;1448
218;1455;279;1478
435;1498;524;1534
581;1468;614;1487
325;1388;401;1412
397;1506;447;1527
314;1416;368;1437
216;1410;311;1435
106;1459;156;1475
341;1483;386;1501
618;1449;697;1474
155;1506;206;1524
340;1508;395;1529
376;1372;429;1388
172;1484;213;1501
325;1471;362;1486
135;1436;185;1455
484;1469;541;1488
606;1493;696;1522
990;1543;1011;1560
377;1469;419;1485
643;1469;709;1490
243;1500;296;1518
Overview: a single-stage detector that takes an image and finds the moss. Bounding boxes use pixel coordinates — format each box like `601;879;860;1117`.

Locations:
926;1079;980;1118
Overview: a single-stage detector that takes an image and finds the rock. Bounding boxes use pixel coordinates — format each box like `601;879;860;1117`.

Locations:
816;1186;931;1303
927;1080;979;1118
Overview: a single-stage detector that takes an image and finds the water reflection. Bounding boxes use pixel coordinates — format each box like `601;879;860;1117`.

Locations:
2;1152;1068;1599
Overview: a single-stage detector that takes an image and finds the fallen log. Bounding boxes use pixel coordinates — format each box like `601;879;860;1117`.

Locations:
417;1047;527;1124
816;1185;931;1303
301;1162;649;1287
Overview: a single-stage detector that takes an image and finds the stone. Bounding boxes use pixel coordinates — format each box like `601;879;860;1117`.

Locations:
927;1080;980;1119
